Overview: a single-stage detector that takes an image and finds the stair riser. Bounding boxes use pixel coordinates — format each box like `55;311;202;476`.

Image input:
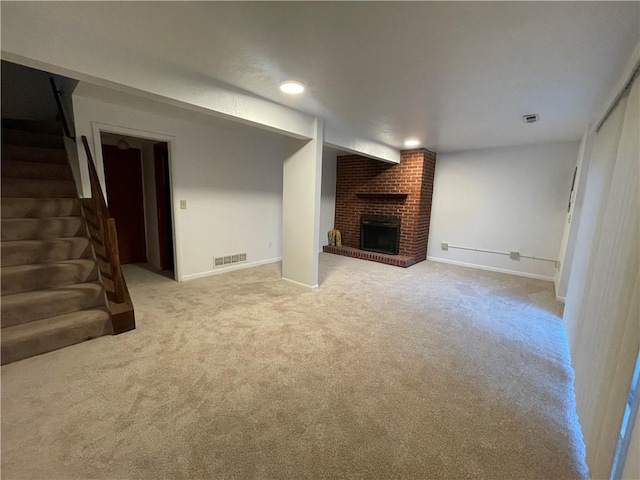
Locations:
2;160;74;181
2;129;65;149
1;262;98;296
1;144;68;164
1;309;111;365
0;125;116;366
1;179;77;198
2;120;63;136
1;285;105;327
1;238;92;267
1;218;86;241
1;198;81;219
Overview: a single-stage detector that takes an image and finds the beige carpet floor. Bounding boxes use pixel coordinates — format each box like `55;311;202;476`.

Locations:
1;253;587;479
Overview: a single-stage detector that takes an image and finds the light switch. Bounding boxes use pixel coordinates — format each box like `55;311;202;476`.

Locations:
180;200;187;210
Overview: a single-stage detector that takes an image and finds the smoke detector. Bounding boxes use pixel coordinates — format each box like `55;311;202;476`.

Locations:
522;114;540;124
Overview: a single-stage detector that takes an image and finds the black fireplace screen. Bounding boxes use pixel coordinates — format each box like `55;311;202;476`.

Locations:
360;215;401;255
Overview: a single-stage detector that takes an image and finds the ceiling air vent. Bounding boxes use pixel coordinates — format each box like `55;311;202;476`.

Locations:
522;114;540;124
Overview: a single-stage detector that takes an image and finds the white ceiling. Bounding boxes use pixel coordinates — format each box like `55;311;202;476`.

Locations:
4;2;639;152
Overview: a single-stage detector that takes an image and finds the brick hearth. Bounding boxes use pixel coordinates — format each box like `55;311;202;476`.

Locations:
323;245;416;267
324;149;436;267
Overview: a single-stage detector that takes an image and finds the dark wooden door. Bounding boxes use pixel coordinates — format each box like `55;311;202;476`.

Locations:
102;144;147;264
153;142;174;271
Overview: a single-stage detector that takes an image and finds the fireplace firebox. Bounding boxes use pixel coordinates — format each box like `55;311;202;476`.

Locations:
360;215;401;255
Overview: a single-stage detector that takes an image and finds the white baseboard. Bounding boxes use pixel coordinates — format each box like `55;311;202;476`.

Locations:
181;257;282;281
556;295;566;303
281;277;319;291
426;256;555;282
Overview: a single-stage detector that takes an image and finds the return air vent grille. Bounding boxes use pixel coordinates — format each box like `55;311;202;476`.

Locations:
214;253;247;268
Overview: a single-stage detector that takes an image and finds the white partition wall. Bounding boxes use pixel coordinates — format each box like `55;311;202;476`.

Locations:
282;119;324;289
555;131;595;301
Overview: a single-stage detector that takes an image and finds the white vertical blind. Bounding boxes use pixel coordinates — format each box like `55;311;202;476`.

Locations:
563;94;628;348
564;75;640;478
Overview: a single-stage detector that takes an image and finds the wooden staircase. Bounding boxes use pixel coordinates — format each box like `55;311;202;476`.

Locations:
1;122;134;364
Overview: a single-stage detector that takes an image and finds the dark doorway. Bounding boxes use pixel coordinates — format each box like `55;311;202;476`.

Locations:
102;144;147;264
153;142;174;272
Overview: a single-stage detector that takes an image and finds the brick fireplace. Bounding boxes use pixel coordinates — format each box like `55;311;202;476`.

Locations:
323;149;436;267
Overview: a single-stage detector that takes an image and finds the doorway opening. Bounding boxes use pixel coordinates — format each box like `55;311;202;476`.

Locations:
100;132;175;280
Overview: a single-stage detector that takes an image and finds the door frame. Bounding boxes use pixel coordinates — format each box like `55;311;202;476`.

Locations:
91;122;180;281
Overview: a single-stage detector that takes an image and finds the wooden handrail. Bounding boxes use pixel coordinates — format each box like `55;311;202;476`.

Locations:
49;77;74;141
80;136;135;333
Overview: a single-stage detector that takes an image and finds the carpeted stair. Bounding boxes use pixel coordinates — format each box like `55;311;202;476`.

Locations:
1;122;112;365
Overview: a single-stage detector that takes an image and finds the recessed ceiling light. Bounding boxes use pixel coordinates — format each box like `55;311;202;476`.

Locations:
404;139;420;147
280;80;305;95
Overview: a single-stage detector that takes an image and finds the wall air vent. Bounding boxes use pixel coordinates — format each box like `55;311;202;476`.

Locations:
522;114;540;124
214;253;247;267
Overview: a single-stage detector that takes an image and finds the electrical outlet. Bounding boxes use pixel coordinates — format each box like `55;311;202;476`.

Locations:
509;251;521;260
180;200;187;210
441;241;449;251
231;254;239;263
223;256;232;265
239;253;246;262
214;257;224;267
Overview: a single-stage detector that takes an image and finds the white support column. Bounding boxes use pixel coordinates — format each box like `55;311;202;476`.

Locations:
282;119;323;290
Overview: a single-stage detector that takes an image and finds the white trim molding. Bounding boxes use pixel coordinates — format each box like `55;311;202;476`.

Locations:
181;257;282;282
427;256;555;282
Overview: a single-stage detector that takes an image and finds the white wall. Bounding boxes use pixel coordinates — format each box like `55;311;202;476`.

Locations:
319;148;337;251
282;119;323;289
427;142;579;280
73;85;285;281
555;132;593;300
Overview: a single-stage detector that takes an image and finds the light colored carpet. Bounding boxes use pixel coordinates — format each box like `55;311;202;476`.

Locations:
1;253;587;479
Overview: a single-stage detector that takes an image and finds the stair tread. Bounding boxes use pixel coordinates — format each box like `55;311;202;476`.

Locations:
2;307;110;338
2;281;103;305
1;282;105;327
1;144;68;164
0;122;124;365
1;178;77;198
2;128;65;148
1;308;111;364
1;120;63;136
1;258;97;275
1;216;85;223
1;237;91;266
1;160;73;180
0;236;90;247
2;143;66;153
1;216;86;241
1;198;81;218
1;259;98;296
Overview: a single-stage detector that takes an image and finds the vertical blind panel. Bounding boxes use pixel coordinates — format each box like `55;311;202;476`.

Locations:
567;76;640;479
564;93;628;351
